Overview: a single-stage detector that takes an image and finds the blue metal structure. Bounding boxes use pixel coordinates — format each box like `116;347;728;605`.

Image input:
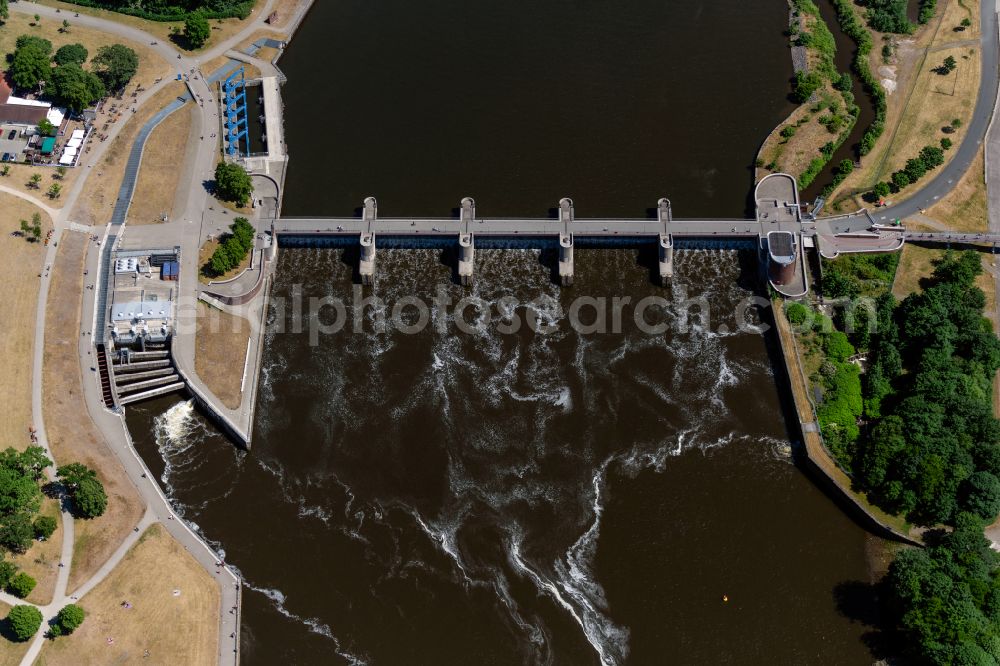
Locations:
222;67;249;157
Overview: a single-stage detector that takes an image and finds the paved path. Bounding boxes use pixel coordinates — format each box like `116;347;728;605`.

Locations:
0;185;60;219
9;1;282;664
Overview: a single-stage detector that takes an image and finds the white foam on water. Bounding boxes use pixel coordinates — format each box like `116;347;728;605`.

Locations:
152;400;205;500
243;581;368;665
410;508;473;584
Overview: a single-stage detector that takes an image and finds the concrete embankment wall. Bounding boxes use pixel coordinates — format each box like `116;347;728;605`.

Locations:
771;301;923;546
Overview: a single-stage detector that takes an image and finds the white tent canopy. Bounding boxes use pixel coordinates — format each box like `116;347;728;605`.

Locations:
58;153;74;165
62;146;77;157
70;129;85;140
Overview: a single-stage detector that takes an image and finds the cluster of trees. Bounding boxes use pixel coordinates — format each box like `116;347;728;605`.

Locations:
832;0;888;156
8;35;138;111
56;0;253;21
214;161;253;206
19;213;42;243
0;447;56;554
861;0;914;34
855;251;1000;525
206;217;254;276
887;144;946;191
50;604;85;636
1;601;83;641
792;70;823;104
886;514;999;663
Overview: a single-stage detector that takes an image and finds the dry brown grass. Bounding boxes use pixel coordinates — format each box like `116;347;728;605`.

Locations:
35;524;220;666
71;83;186;227
926;145;988;232
0;165;82;210
30;0;267;53
0;196;51;449
0;600;32;665
41;232;144;591
831;0;979;207
265;0;309;31
194;302;250;409
127;104;196;225
10;498;64;606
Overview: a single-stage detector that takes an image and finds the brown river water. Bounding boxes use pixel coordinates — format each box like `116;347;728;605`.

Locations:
125;1;886;663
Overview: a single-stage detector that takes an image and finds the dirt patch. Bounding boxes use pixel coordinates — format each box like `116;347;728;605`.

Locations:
926;145;987;231
127;104;196;225
41;233;144;591
0;196;51;449
194;302;250;409
35;524;220;666
71;83;186;228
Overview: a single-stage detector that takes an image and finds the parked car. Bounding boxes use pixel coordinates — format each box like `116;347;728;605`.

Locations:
1;153;10;162
6;130;15;140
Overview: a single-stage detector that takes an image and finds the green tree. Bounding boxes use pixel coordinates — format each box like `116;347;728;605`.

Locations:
941;55;957;72
960;471;1000;521
55;166;67;180
184;13;211;49
74;477;107;518
0;0;8;22
0;561;17;588
92;44;139;91
941;137;953;150
0;165;9;177
792;70;823;103
891;170;911;189
48;64;106;111
8;572;35;599
214;162;253;206
873;181;891;198
52;604;85;636
15;36;51;54
47;183;62;199
834;71;852;92
0;513;35;554
9;43;51;91
0;447;52;482
36;118;55;137
7;605;41;641
57;464;107;518
60;19;70;33
28;174;41;190
54;43;88;66
32;516;56;540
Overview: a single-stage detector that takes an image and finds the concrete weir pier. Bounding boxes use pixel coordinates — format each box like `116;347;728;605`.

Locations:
273;173;908;296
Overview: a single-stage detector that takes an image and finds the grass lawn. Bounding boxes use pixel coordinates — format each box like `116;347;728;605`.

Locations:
127;103;196;225
41;232;145;591
0;196;50;450
194;303;251;410
35;524;220;666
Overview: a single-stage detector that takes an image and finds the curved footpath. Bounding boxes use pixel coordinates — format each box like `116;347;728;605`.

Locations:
8;1;296;664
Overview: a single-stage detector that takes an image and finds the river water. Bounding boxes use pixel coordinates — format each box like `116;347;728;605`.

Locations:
124;1;884;663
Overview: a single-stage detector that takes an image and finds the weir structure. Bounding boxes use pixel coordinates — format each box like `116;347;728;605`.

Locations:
272;174;908;296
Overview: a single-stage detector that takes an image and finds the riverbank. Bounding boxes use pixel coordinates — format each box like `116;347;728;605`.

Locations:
771;298;923;546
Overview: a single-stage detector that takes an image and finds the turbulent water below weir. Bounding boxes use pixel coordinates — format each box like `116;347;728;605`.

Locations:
126;247;880;665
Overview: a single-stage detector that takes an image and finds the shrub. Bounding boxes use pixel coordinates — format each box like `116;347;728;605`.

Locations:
32;516;56;540
941;137;952;149
52;604;85;636
8;572;36;599
833;71;852;91
787;302;811;326
780;125;797;139
792;71;823;103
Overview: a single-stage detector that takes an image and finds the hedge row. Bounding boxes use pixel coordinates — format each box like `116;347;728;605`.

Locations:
54;0;254;22
832;0;888;156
